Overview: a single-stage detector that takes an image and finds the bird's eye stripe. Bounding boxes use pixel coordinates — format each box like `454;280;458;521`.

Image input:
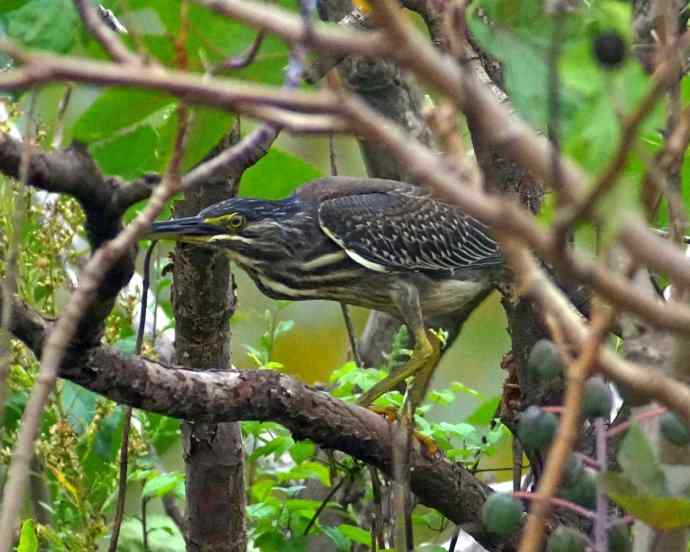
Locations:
204;213;245;229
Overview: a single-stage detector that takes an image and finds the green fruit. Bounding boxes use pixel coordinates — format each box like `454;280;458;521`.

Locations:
481;493;524;537
518;405;558;451
545;527;587;552
660;412;690;447
581;377;612;419
527;339;564;383
562;454;584;488
608;523;632;552
559;470;596;509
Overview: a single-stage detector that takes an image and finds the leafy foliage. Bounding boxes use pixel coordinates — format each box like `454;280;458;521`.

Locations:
3;0;690;549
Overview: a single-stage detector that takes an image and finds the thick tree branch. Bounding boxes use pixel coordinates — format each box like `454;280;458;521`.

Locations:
60;345;514;550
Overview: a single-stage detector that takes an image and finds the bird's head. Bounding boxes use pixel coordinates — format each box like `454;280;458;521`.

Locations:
147;196;311;260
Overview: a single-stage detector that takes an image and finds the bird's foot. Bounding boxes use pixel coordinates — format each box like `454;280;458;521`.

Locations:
356;328;442;409
365;405;440;459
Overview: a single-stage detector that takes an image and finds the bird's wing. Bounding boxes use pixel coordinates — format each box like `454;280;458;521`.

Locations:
317;190;500;274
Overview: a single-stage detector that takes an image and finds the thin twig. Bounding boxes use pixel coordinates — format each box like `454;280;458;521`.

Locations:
606;405;666;438
340;303;362;368
194;0;394;58
211;30;265;74
512;491;596;521
108;407;132;551
141;497;149;551
109;241;157;551
303;475;347;536
0;39;343;121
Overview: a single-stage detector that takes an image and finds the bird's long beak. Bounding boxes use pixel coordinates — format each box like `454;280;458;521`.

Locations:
146;216;226;243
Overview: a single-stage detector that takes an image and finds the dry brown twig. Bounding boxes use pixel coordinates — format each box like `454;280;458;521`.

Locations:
0;39;346;129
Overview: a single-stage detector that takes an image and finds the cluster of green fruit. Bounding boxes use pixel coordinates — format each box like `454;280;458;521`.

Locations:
477;339;628;550
481;493;632;551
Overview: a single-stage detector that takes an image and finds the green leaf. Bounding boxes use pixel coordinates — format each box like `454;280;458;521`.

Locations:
600;472;690;530
240;148;322;200
289;440;316;465
319;526;349;551
91;407;124;461
73;89;173;143
89;118;177;179
249;435;294;461
449;381;482;397
338;524;372;546
181;107;235;171
247;502;279;520
281;536;308;552
466;396;500;426
17;519;38;552
113;335;137;354
1;1;33;11
5;0;79;53
618;422;668;496
274;319;295;338
329;361;358;383
283;462;331;487
429;389;456;405
254;530;285;550
283;498;323;512
144;412;181;455
61;380;98;434
142;471;184;499
438;422;477;439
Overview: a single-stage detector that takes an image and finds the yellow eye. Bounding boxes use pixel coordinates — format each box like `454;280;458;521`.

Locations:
229;214;245;229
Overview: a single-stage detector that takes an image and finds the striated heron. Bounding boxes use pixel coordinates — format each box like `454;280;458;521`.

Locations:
147;177;501;409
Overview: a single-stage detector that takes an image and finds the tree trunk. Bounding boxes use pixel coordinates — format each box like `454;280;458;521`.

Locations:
173;175;246;552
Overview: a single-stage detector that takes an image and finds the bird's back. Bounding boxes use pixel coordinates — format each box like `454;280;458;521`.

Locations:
299;177;500;276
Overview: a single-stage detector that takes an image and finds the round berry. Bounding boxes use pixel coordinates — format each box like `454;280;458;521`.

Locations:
481;493;524;537
528;339;564;384
518;406;558;451
660;411;690;447
562;453;584;488
546;527;588;552
593;31;627;68
581;377;612;419
559;470;596;509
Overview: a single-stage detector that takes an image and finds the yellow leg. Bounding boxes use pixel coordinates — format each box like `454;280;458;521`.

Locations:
357;326;441;409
